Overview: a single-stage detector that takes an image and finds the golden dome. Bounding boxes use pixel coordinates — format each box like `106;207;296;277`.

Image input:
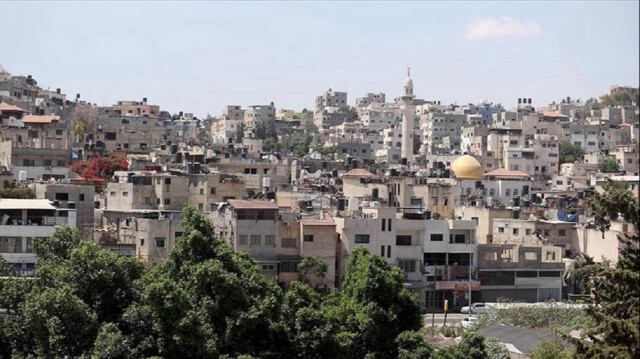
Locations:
451;155;484;180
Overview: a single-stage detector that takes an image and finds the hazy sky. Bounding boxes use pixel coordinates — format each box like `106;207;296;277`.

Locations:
1;1;638;117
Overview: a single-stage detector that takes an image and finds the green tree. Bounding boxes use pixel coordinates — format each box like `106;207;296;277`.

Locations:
559;140;586;164
598;158;621;173
566;254;601;295
91;322;134;359
279;281;339;358
573;181;640;359
5;285;99;358
529;339;571;359
235;122;246;143
599;91;636;107
254;122;267;140
453;332;488;359
396;331;434;359
124;205;284;358
327;247;423;358
263;138;281;153
298;255;328;290
413;135;422;155
484;337;510;359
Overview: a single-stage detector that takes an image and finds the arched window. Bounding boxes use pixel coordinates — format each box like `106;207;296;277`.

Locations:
505;189;511;197
513;189;519;196
489;189;495;196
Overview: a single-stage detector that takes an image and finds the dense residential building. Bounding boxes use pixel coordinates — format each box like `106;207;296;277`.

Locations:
1;64;636;304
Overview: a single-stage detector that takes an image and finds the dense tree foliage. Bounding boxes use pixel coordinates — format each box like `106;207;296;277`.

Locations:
598;158;621;173
0;206;437;358
529;339;572;359
0;185;35;199
573;181;640;358
559;140;586;164
599;91;638;107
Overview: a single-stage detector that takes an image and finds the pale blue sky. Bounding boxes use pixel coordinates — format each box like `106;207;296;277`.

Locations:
1;1;638;117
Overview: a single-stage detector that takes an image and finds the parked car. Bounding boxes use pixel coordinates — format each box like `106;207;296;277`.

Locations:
460;303;489;314
461;316;479;329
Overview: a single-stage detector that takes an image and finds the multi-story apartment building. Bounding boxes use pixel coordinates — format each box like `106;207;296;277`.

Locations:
315;89;347;113
334;205;478;310
1;198;76;274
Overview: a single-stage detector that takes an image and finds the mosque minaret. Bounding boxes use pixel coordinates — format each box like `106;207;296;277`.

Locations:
400;68;416;164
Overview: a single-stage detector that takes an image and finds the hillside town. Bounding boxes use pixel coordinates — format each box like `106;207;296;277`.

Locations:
1;64;638;314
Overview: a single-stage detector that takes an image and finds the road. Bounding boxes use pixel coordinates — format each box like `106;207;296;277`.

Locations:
423;313;469;327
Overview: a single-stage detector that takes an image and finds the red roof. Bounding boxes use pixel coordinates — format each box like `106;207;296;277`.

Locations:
227;199;278;210
22;115;60;124
541;110;569;118
344;168;374;177
0;102;26;112
484;168;529;178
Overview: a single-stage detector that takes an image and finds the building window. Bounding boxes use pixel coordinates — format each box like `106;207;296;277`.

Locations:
513;189;519;196
238;235;248;246
381;245;385;257
140;238;145;247
250;235;261;246
471;217;479;225
123;192;129;197
526;229;532;235
164;198;170;205
381;218;386;232
388;219;392;231
281;237;296;248
498;227;505;233
396;235;412;246
110;192;116;196
430;234;444;241
281;261;299;273
199;188;204;195
489;189;495;196
387;245;391;258
505;189;511;197
558;229;566;236
43;159;52;166
155;238;165;248
513;228;519;235
398;260;416;273
262;264;274;271
210;187;216;194
55;193;69;201
303;234;314;242
265;235;275;246
355;234;370;244
164;178;171;185
79;194;85;201
452;234;466;243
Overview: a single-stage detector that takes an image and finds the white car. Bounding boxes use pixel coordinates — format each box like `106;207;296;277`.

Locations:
461;316;479;329
460;303;489;314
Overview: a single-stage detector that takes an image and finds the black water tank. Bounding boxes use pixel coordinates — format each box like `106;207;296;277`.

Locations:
513;196;520;207
193;163;201;174
127;172;134;183
425;210;431;220
511;210;520;219
523;185;529;195
266;192;276;200
160;144;166;150
322;161;327;169
372;188;379;199
475;181;482;188
401;157;408;165
175;152;183;163
577;191;584;199
186;162;194;174
531;193;538;203
67;202;76;209
523;200;531;207
332;169;338;178
337;198;346;211
390;169;399;177
351;159;358;168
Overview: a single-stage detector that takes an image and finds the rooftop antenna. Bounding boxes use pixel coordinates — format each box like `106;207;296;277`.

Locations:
407;67;411;77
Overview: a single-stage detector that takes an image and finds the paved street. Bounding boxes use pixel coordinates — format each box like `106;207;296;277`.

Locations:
423;313;469;327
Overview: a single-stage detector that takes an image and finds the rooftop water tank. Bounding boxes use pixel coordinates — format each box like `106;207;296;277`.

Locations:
18;171;27;181
347;197;359;211
262;177;271;188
